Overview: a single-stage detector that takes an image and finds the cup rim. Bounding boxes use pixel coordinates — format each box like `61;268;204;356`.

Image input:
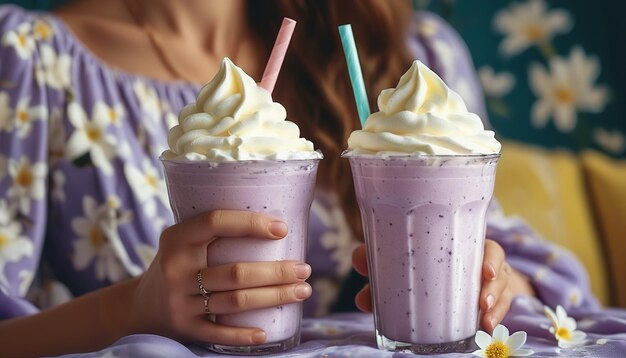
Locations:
340;151;501;159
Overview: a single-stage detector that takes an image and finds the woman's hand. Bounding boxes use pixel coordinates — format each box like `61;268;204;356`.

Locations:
127;210;312;346
352;239;534;332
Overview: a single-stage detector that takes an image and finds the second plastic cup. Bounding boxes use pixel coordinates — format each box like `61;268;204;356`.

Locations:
161;158;320;355
345;154;499;354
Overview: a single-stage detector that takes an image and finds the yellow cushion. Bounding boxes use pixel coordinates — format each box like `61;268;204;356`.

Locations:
581;150;626;307
494;141;609;305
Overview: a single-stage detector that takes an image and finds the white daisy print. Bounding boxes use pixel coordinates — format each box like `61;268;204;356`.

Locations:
71;195;131;282
93;101;125;128
32;18;54;42
494;0;572;57
13;97;47;138
124;158;169;218
66;101;117;175
479;66;516;98
544;305;587;348
0;200;35;289
7;156;47;215
311;198;360;276
472;324;534;357
593;128;625;154
133;80;162;126
34;44;72;90
529;47;609;132
1;22;36;59
18;270;33;296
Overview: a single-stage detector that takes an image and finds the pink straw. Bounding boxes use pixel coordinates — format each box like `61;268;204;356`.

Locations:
260;18;296;94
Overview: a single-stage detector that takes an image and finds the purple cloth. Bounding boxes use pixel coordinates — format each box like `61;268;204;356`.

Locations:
0;5;622;357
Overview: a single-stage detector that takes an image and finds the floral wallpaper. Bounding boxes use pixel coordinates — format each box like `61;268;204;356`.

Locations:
419;0;626;158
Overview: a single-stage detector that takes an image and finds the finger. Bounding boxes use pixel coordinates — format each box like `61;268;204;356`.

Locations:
479;266;509;313
355;283;372;312
352;245;368;277
483;239;505;281
201;283;312;315
188;317;268;346
162;210;288;248
199;261;311;292
481;289;513;333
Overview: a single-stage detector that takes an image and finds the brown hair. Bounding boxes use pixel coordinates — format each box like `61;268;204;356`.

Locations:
248;0;413;239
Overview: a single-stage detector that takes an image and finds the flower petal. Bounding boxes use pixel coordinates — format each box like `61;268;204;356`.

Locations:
474;330;492;349
506;331;527;351
470;349;486;358
493;324;509;342
511;348;535;357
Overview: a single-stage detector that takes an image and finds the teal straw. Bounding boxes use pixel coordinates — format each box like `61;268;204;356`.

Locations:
338;24;370;127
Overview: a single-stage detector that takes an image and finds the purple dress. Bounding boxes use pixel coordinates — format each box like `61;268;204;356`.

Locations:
1;5;625;357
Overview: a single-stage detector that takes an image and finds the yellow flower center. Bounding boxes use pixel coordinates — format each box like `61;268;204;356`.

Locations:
16;167;33;187
485;341;510;358
555;87;574;104
89;226;105;247
17;110;29;123
86;126;102;142
146;174;158;188
109;109;118;124
34;22;52;40
18;33;27;48
525;25;545;41
0;233;8;247
556;327;572;341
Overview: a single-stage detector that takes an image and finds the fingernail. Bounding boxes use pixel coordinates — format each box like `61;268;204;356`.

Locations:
269;221;287;238
295;263;311;279
486;294;495;311
490;316;497;330
295;283;311;299
487;263;496;280
252;330;266;344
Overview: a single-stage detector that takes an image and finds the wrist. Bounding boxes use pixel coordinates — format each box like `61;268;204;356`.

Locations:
98;277;140;340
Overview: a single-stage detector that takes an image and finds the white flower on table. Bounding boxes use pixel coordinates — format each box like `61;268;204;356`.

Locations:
544;305;587;348
124;158;169;218
66;101;118;175
72;195;134;282
1;22;36;59
32;18;54;42
593;128;626;155
472;324;534;358
12;97;47;138
0;200;35;290
478;67;516;98
529;47;609;133
7;156;47;215
34;44;72;90
93;101;125;128
494;0;572;57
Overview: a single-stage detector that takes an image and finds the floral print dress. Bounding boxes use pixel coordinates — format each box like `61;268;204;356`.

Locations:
0;3;600;344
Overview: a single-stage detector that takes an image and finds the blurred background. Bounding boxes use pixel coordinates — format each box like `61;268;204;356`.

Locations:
2;0;625;307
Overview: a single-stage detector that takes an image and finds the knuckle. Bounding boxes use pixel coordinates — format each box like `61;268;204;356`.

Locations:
277;286;292;304
275;263;290;281
206;210;224;228
230;264;247;285
248;212;262;230
230;290;248;309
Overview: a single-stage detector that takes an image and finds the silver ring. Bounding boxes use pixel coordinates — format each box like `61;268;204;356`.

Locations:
197;270;212;314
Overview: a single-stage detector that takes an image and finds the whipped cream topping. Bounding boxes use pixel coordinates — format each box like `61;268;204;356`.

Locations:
346;60;501;156
162;58;321;161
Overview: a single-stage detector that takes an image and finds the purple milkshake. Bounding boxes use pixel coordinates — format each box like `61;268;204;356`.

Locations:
344;60;501;353
161;159;319;354
347;155;498;353
161;58;322;355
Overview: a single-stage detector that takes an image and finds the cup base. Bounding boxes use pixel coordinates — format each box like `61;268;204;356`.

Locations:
206;334;299;355
376;330;474;354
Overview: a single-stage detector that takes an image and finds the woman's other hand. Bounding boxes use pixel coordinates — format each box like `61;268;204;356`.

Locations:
127;210;312;346
351;239;534;332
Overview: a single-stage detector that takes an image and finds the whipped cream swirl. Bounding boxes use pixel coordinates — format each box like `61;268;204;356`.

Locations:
162;58;321;161
346;60;501;156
